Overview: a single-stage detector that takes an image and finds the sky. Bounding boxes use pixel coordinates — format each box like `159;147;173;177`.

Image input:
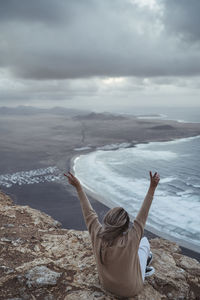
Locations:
0;0;200;110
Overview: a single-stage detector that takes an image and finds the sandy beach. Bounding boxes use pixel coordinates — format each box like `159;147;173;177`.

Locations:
0;107;200;261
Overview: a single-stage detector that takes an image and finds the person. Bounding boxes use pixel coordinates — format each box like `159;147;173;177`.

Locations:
65;170;160;298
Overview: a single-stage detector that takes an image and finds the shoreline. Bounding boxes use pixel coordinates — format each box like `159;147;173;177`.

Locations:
70;137;200;261
1;109;200;262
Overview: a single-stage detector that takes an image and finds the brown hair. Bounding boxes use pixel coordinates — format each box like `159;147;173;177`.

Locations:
98;207;130;264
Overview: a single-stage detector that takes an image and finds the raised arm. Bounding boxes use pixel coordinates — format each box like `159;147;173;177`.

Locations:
65;172;101;235
135;171;160;229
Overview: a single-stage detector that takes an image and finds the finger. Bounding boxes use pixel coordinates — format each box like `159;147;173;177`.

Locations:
67;176;73;184
68;171;75;177
156;175;160;181
149;171;152;179
153;172;157;177
66;175;71;181
64;173;68;177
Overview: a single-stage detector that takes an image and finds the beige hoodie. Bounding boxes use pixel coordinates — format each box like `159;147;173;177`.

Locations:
77;188;153;297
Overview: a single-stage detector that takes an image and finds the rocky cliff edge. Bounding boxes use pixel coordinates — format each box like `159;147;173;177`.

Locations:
0;191;200;300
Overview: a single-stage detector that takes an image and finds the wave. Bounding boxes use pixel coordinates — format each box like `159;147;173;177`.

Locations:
97;142;132;150
160;176;177;183
186;182;200;188
74;146;92;151
137;135;200;149
125;148;177;160
136;114;167;119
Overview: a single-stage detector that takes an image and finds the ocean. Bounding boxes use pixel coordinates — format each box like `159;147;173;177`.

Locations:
73;108;200;251
1;107;200;252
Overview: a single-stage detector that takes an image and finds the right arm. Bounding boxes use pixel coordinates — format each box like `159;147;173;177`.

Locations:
134;171;160;235
65;172;101;235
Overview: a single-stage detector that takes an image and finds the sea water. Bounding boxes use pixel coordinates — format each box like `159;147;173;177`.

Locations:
74;108;200;251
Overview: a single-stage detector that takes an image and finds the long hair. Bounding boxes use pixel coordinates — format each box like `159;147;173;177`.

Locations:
98;207;130;264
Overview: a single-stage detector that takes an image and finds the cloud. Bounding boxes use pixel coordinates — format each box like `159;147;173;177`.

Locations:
0;0;200;81
162;0;200;42
0;0;200;108
0;0;66;23
0;69;200;108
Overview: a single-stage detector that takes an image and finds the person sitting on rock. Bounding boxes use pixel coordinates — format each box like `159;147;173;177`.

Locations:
65;170;160;298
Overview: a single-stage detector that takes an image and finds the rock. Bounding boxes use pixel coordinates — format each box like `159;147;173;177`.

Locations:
174;253;200;275
0;237;12;242
0;191;200;300
25;266;62;288
64;291;114;300
65;286;73;292
0;265;14;274
4;224;15;228
34;244;40;252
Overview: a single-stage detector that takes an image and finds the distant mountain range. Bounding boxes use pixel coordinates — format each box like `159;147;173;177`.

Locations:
0;106;128;121
0;106;89;116
73;111;127;121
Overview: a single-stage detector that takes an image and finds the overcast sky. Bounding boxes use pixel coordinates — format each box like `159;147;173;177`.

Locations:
0;0;200;110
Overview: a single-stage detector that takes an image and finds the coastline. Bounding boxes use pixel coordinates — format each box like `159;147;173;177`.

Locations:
1;109;200;262
70;137;200;262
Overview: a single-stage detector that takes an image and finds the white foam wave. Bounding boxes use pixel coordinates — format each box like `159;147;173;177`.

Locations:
177;119;188;123
176;190;193;196
137;114;167;119
0;166;62;188
130;149;177;160
176;119;200;124
97;142;132;150
186;182;200;188
74;146;92;151
160;177;177;183
137;135;200;149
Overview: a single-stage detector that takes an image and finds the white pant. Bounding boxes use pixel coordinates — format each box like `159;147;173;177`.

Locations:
138;237;150;281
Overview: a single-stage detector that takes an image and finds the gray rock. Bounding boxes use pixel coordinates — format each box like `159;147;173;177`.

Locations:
93;291;104;297
0;265;14;274
1;237;12;242
53;220;62;228
4;223;15;228
25;266;62;288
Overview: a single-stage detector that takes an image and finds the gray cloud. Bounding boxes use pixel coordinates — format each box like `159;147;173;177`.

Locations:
0;0;66;23
0;0;200;108
0;0;200;80
163;0;200;42
0;75;200;107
